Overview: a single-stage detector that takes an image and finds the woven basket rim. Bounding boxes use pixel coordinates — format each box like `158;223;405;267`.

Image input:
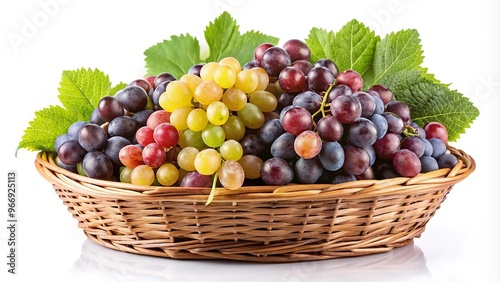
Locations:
35;145;475;202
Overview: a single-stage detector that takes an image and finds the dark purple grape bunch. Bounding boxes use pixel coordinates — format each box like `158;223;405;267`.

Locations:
54;75;172;180
246;39;455;186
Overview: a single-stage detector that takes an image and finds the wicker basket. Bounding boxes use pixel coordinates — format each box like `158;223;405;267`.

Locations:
35;146;475;262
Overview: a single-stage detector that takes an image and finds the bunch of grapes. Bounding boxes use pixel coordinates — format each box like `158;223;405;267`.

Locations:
54;38;457;197
250;40;455;185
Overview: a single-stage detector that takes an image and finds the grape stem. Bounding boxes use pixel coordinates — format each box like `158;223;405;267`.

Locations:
403;124;419;137
206;171;218;206
311;84;334;127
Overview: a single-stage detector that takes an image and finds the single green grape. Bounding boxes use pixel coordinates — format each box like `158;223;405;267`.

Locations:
219;57;242;74
165;81;193;110
218;160;245;190
252;67;270;91
201;123;225;148
145;96;155;110
238;155;263;179
249;90;278;112
156;163;179;186
237;103;265;129
222;87;248;111
178;129;207;151
76;162;86;176
180;73;203;93
177;146;199;171
199;62;219;82
235;69;259;93
194;81;223;105
119;166;133;183
170;106;192;131
220;140;243;161
221;115;246;141
194;148;221;175
187;108;208;132
158;92;177;112
213;64;236;89
130;165;155;186
206;101;229;125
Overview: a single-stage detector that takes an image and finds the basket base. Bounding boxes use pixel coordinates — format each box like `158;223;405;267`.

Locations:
83;229;418;263
34;148;475;263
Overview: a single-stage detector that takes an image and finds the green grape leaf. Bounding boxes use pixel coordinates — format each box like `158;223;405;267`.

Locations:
307;20;478;141
17;105;80;153
17;68;125;153
306;27;336;63
306;20;380;87
328;19;380;77
58;68;114;121
379;70;479;141
110;81;128;96
369;29;424;85
204;11;279;64
144;34;201;78
144;12;278;77
416;66;443;84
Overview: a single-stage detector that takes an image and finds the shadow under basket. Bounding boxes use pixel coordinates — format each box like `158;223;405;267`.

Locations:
35;146;475;262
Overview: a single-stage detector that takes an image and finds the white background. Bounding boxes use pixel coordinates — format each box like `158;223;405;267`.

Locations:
1;0;499;281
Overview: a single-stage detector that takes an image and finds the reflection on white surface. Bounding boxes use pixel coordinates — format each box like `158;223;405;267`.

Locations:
65;239;433;282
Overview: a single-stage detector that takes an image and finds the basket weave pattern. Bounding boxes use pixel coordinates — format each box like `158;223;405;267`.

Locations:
35;146;474;262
